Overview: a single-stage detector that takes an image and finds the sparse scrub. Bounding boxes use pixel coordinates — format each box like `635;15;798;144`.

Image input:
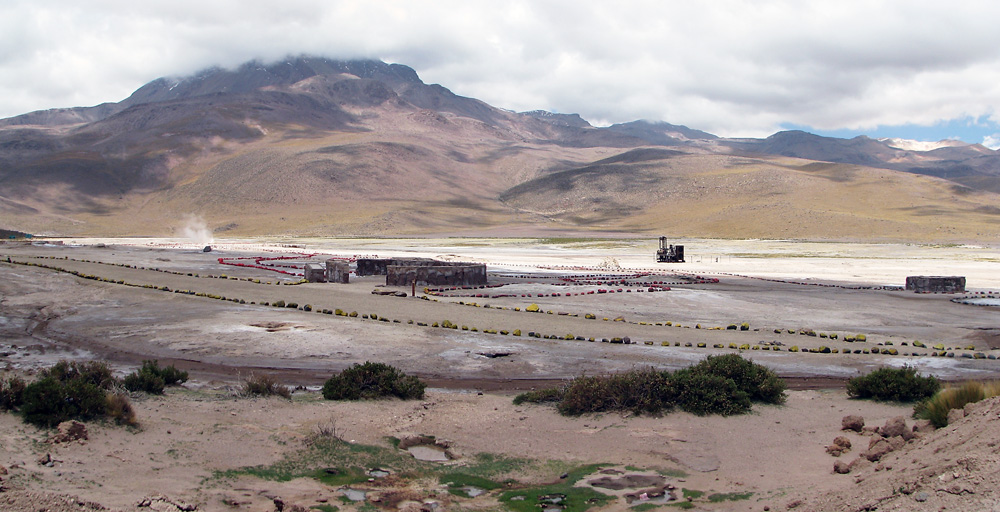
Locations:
846;366;940;402
105;391;139;427
0;375;26;411
914;380;1000;427
240;372;292;399
513;387;565;405
123;360;188;394
321;362;425;401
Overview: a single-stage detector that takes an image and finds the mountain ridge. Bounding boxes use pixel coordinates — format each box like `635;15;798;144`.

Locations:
1;55;998;241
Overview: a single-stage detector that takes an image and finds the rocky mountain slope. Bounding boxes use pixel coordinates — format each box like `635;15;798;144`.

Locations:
1;56;998;241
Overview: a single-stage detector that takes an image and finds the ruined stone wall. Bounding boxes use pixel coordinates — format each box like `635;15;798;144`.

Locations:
304;263;327;283
905;276;966;293
386;264;487;287
356;258;439;276
325;260;350;284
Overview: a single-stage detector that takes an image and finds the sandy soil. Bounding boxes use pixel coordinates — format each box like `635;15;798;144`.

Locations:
1;238;999;511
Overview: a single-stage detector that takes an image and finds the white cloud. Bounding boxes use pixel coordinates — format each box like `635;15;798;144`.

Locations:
2;0;1000;140
983;134;1000;150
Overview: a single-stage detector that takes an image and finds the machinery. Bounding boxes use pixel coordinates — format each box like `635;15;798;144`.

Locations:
655;237;684;263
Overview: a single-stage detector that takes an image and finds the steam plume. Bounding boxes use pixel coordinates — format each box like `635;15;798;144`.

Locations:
179;214;214;246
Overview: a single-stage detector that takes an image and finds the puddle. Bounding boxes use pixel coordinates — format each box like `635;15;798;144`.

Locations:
459;485;485;497
367;468;390;478
407;445;450;461
340;488;367;502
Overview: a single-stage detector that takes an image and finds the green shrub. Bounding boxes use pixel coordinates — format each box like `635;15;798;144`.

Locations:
672;370;751;416
846;366;940;402
41;360;117;390
322;362;425;401
686;354;786;404
513;388;565;405
21;376;107;428
122;360;188;394
123;370;164;395
558;368;672;416
0;376;27;410
240;373;291;399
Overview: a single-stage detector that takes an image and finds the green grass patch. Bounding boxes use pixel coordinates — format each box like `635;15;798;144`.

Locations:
499;464;611;512
708;491;754;502
681;489;704;499
310;505;339;512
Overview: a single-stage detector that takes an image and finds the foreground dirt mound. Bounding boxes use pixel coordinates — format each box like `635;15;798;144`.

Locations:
0;490;114;512
802;396;1000;511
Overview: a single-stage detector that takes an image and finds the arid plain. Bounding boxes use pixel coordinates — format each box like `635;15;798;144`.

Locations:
2;237;1000;512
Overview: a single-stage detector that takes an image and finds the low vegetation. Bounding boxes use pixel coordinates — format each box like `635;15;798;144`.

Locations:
9;361;135;428
240;372;292;399
914;380;1000;427
322;362;426;401
846;366;941;402
122;360;189;394
514;354;785;416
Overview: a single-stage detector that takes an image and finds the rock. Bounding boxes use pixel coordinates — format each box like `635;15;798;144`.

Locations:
880;416;908;439
864;439;893;462
914;491;929;502
48;421;88;444
786;499;803;509
913;419;935;433
849;456;872;472
0;464;6;475
833;436;851;449
888;435;906;451
947;408;965;425
37;453;52;466
842;415;865;432
963;401;980;416
833;460;851;474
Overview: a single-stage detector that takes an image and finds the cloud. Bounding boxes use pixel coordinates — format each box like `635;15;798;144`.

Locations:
2;0;1000;140
984;134;1000;150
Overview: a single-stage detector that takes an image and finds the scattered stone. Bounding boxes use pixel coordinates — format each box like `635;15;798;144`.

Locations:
47;421;88;444
841;415;865;432
137;494;197;511
864;439;893;462
914;491;929;502
0;464;7;475
888;435;906;451
826;436;852;456
913;419;935;433
786;499;803;509
880;416;908;439
833;460;851;474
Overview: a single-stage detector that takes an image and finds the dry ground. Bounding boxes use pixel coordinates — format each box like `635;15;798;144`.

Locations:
1;238;999;511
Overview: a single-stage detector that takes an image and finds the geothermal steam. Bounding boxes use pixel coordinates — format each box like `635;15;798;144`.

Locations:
179;215;214;246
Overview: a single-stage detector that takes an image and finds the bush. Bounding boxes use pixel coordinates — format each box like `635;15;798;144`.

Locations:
846;366;941;402
21;376;107;428
914;380;1000;428
558;368;672;416
123;371;164;395
41;360;117;390
672;370;752;416
123;360;188;394
0;376;26;410
240;373;291;399
686;354;786;404
513;387;565;405
105;392;138;427
322;362;425;401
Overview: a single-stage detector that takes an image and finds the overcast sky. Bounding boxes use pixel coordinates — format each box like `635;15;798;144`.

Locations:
3;0;1000;147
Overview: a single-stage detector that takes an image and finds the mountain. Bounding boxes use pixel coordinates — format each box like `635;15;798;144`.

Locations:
1;55;998;242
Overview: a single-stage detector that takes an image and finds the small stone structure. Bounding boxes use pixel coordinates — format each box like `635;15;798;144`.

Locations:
356;258;436;276
304;263;327;283
905;275;966;293
325;260;350;284
355;257;486;286
386;262;487;287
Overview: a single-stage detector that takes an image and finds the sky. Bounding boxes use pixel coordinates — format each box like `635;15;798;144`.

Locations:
3;0;1000;148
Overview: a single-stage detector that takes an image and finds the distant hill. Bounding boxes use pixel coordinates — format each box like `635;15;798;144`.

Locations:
1;55;998;242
